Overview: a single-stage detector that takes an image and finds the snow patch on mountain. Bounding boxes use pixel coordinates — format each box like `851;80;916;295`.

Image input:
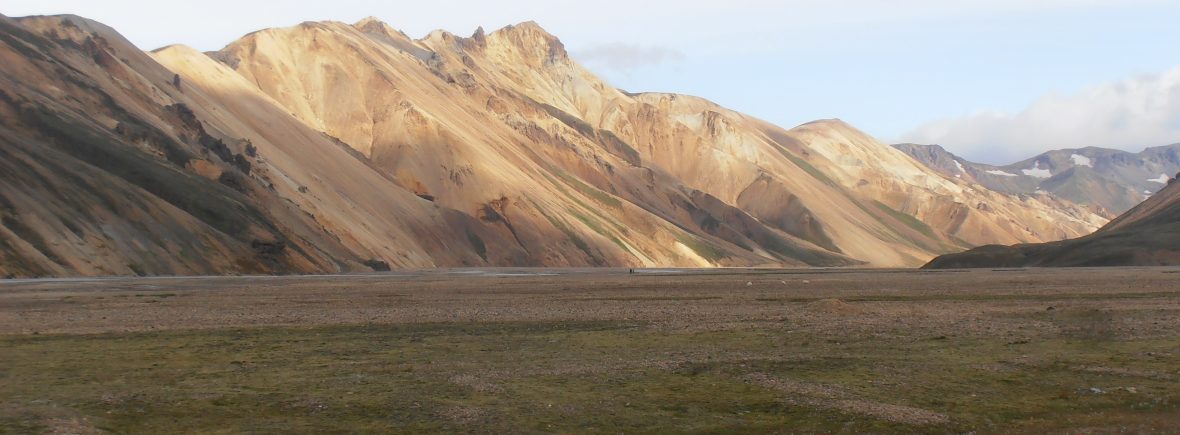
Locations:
986;169;1019;177
1070;154;1093;167
1022;161;1052;179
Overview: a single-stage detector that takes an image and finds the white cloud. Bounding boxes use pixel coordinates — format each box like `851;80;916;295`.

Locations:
572;43;685;72
902;65;1180;164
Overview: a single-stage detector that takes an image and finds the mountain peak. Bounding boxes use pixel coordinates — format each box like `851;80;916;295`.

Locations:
486;21;566;62
354;16;388;28
16;14;127;47
797;118;851;129
353;15;424;50
506;20;547;32
792;119;871;141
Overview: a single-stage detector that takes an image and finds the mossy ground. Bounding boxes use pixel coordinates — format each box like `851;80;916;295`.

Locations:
2;316;1176;433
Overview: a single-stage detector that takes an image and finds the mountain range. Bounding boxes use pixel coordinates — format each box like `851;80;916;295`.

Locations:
0;14;1108;277
925;171;1180;268
896;143;1180;216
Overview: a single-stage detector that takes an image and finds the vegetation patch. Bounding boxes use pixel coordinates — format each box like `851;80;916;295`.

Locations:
675;233;727;262
3;319;1175;432
555;170;623;210
781;152;839;188
568;209;629;254
466;230;488;262
874;201;936;238
536;208;599;264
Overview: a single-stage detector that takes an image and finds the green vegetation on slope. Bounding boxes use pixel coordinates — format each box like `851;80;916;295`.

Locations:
554;170;624;210
674;233;728;263
780;152;839;188
874;201;937;238
569;209;630;254
534;206;599;264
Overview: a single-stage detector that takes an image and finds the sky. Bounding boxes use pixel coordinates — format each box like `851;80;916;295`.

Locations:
6;0;1180;164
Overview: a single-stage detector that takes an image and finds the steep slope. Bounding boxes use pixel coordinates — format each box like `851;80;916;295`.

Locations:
206;18;1103;267
0;14;1110;276
897;143;1180;215
193;19;858;268
0;14;859;277
1;14;548;277
0;14;358;276
925;175;1180;268
465;23;1104;250
785;121;1103;247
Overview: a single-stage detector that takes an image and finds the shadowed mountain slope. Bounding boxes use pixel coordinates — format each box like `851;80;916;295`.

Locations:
925;174;1180;268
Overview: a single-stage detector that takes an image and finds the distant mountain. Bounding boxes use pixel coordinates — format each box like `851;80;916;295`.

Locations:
0;14;1106;277
895;143;1180;215
924;173;1180;268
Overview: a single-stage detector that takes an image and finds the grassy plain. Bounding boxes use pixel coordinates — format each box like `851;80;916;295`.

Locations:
1;268;1178;433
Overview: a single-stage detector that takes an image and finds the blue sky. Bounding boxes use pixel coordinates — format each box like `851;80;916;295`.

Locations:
7;0;1180;164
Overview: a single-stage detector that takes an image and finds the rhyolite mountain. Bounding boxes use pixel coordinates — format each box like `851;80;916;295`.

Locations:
925;172;1180;268
0;14;1106;277
896;143;1180;216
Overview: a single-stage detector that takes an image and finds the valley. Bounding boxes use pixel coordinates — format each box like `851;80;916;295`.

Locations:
3;4;1180;434
2;268;1178;432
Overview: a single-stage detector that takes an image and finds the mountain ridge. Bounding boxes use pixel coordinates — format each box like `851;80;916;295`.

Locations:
925;173;1180;268
896;142;1180;215
0;14;1106;277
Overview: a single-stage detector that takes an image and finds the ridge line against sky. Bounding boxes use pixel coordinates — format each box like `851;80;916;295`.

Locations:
6;0;1180;165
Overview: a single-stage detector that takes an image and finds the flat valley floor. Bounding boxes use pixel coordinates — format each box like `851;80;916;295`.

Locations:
2;268;1179;433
